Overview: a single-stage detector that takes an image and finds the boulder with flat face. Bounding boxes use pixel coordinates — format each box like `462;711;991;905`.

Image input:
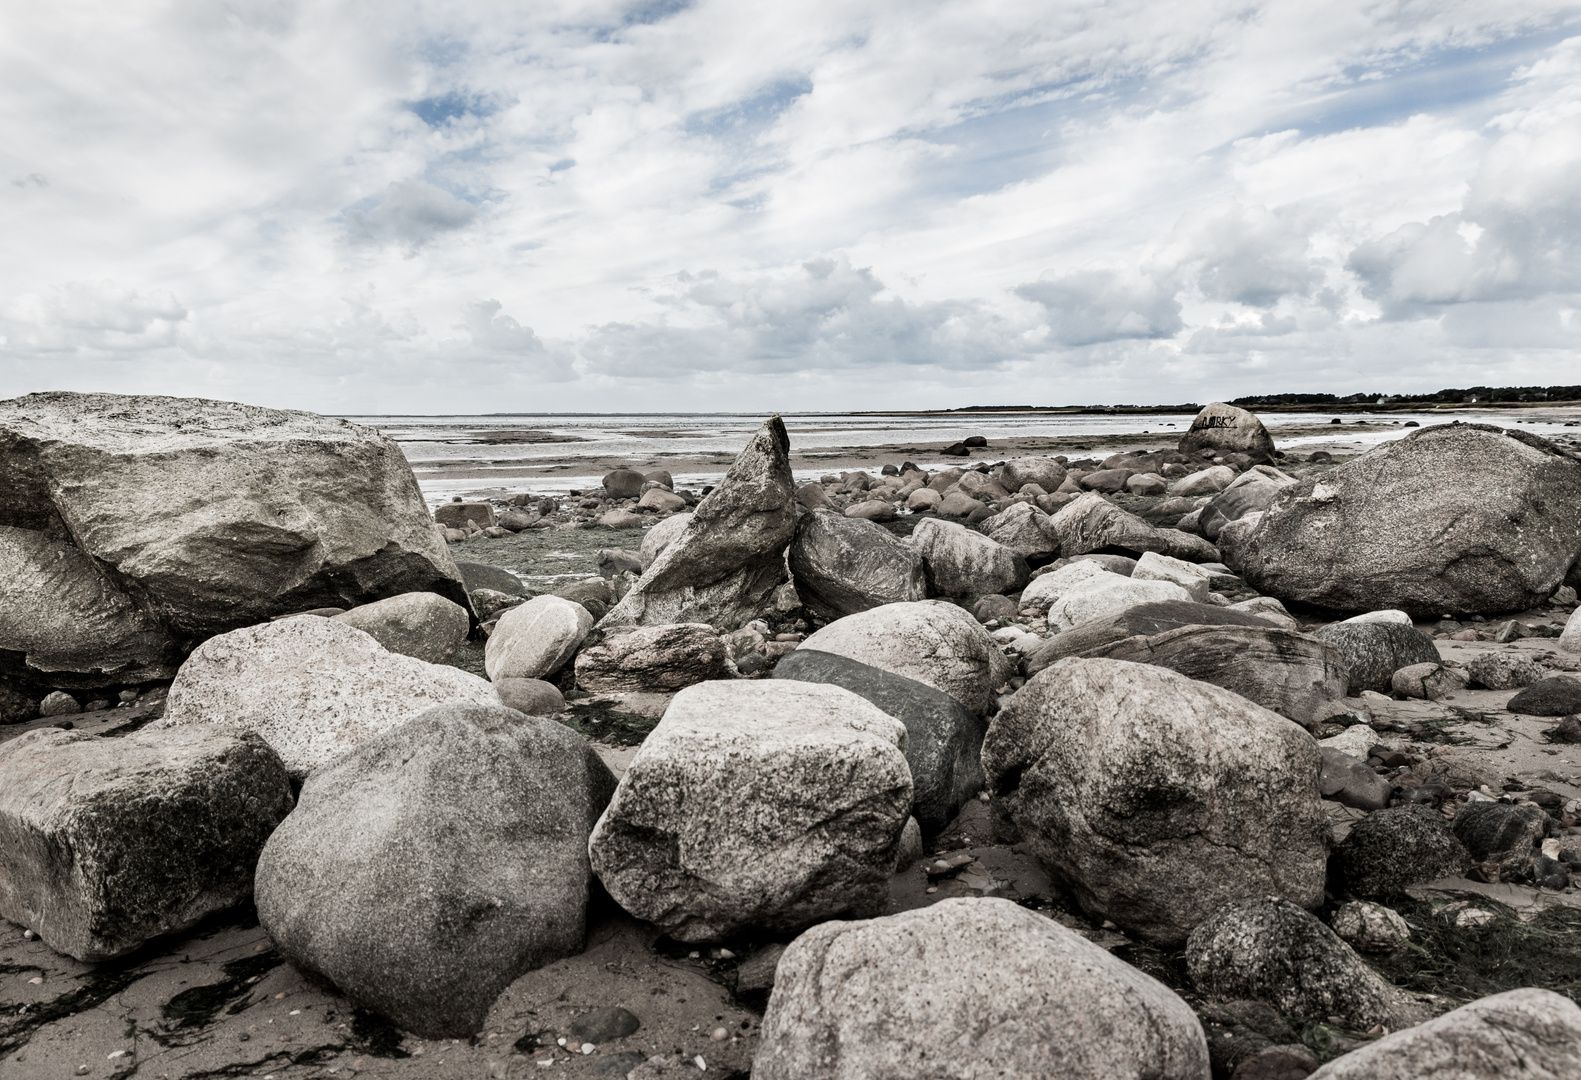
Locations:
787;511;927;619
1024;600;1277;674
0;724;293;962
159;616;500;781
1310;620;1442;694
754;898;1210;1080
1225;424;1581;615
0;392;469;654
799;601;1014;715
1046;493;1219;563
977;501;1059;564
588;681;911;942
911;518;1030;597
573;623;726;692
255;704;616;1038
1000;457;1068;494
332;591;471;664
1178;402;1276;463
981;657;1327;945
601;417;796;628
485;595;594;682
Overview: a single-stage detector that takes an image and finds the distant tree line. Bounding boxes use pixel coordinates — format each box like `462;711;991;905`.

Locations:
1230;386;1581;407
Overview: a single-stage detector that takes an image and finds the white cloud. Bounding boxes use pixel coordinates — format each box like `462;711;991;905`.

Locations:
0;2;1578;410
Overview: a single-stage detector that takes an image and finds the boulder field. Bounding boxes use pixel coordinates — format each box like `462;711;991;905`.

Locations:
3;395;1581;1078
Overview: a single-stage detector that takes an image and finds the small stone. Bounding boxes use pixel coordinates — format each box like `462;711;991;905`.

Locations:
710;1027;728;1041
38;691;81;717
1454;906;1497;930
569;1006;641;1044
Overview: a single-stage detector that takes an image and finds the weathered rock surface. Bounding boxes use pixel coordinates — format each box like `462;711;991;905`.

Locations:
1047;574;1193;632
639;513;692;572
1225;424;1581;615
0;724;293;961
1024;600;1277;674
982;658;1328;945
1452;801;1551;878
456;560;529;596
1508;675;1581;716
1169;465;1236;497
1305;988;1581;1080
1561;604;1581;653
754;897;1211;1080
0;524;181;685
255;703;616;1038
160;617;500;780
573;623;725;692
1466;652;1546;690
602;417;795;628
911;518;1030;597
1198;467;1296;542
331;591;471;663
485;595;594;682
1330;901;1411;954
1318;748;1393;812
1046;493;1219;563
1083;624;1348;723
1132;550;1213;601
978;502;1059;564
1000;457;1069;494
1020;559;1113;607
0;392;469;653
799;600;1014;714
494;677;566;716
1178;402;1276;463
1391;661;1469;700
1310;620;1442;694
772;649;986;835
1186;896;1400;1029
588;680;911;942
787;511;927;619
1331;805;1471;895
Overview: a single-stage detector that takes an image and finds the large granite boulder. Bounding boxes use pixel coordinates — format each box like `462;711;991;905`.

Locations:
982;657;1328;945
1079;624;1349;723
1025;600;1277;674
588;681;911;942
911;518;1030;597
0;724;293;961
773;649;986;835
1046;574;1193;632
0;524;181;686
1307;988;1581;1079
639;512;692;572
754;898;1210;1080
1310;620;1441;694
1186;896;1403;1029
787;511;927;619
1000;457;1069;494
159;617;500;780
799;601;1014;714
1046;493;1218;563
0;392;469;679
1452;801;1552;879
255;703;616;1038
1198;467;1297;542
331;591;470;664
573;623;725;692
601;417;795;628
1225;424;1581;615
1507;674;1581;716
485;595;594;681
978;502;1059;563
1177;402;1276;463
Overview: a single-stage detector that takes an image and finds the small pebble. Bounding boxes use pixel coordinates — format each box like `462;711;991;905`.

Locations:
76;1068;90;1077
925;886;937;894
710;1027;729;1041
22;929;34;940
27;976;42;985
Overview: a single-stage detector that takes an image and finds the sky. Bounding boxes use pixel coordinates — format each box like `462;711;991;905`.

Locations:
2;0;1580;414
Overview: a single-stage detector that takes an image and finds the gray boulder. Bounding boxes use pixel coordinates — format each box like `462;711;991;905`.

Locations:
1225;424;1581;615
754;897;1210;1080
0;524;181;685
1319;748;1393;812
332;591;471;663
0;392;469;647
1046;493;1219;563
911;518;1030;597
1306;988;1581;1079
588;680;911;942
1508;675;1581;716
639;512;692;572
1186;896;1402;1029
1046;575;1195;632
787;511;927;619
1467;652;1546;690
1198;468;1296;542
602;469;646;498
1452;801;1552;879
1177;402;1276;462
1024;599;1277;675
457;560;529;596
1330;901;1411;954
799;600;1014;715
1001;457;1069;494
1169;465;1236;497
256;703;615;1038
0;724;293;961
573;623;725;692
602;417;795;628
160;616;500;781
494;677;566;716
485;595;594;681
1310;620;1441;694
978;502;1059;563
597;549;644;579
982;657;1327;945
1392;661;1469;700
772;649;986;835
1081;624;1348;724
1331;805;1471;895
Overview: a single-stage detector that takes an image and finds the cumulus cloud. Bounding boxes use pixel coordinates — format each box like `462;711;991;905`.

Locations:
1014;270;1183;347
1;281;189;354
344;179;480;250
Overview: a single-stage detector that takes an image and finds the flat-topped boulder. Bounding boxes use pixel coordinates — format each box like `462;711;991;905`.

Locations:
1024;600;1277;674
1178;402;1276;463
